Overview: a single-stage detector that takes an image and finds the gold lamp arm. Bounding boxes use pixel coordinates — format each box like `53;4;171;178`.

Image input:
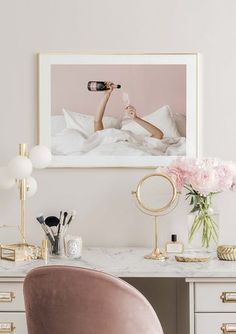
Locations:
18;144;27;244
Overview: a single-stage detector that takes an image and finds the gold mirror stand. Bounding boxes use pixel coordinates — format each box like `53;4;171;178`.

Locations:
144;216;166;261
132;173;178;261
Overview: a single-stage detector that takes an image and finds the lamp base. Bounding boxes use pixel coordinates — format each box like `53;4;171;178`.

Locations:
144;248;168;261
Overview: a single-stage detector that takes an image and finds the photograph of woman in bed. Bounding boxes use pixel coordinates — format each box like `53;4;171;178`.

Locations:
94;82;164;140
51;63;187;158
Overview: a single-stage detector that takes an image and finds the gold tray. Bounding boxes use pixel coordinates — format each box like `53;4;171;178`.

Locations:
0;243;40;262
175;255;210;263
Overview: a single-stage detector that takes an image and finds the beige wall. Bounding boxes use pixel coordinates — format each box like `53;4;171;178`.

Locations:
0;0;236;247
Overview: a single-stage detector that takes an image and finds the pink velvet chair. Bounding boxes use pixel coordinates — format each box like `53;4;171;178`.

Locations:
24;265;164;334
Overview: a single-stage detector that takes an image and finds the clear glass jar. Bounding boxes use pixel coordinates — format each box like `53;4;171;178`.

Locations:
47;234;66;258
187;204;219;253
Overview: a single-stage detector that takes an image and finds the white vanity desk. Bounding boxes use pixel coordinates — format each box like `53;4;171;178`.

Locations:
0;247;236;334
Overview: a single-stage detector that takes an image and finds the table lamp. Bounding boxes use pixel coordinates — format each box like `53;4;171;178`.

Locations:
0;143;51;260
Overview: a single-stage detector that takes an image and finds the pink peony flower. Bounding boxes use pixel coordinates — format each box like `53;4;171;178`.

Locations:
188;167;219;196
225;161;236;191
166;167;185;191
169;157;198;183
156;158;236;195
214;164;233;191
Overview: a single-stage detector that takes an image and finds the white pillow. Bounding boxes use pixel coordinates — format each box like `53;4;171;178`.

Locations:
51;115;66;136
51;129;85;155
121;105;180;138
173;113;186;137
63;109;121;137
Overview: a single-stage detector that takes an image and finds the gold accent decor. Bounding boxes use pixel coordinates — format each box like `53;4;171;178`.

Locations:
0;292;15;303
220;292;236;303
41;239;48;262
217;245;236;261
132;173;178;261
18;143;27;244
175;255;210;263
0;322;16;333
144;216;166;261
1;144;33;262
221;323;236;333
0;244;41;262
135;173;177;213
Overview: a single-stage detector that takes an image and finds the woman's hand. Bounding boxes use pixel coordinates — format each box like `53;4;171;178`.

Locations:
104;81;114;97
125;105;137;119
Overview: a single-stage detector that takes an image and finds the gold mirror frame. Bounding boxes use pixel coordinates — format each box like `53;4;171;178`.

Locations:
135;173;177;214
132;173;178;261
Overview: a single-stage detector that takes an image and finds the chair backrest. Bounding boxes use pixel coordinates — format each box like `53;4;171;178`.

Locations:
24;265;163;334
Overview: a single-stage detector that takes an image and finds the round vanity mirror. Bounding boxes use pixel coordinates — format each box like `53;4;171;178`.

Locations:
136;173;177;214
132;173;178;261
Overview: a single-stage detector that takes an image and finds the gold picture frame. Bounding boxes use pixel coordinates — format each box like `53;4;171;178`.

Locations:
38;53;198;168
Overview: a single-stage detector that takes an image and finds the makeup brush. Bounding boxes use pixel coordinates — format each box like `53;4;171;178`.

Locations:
45;216;60;227
62;210;77;235
63;212;68;226
45;216;60;236
54;211;67;254
57;211;67;235
67;210;77;226
36;214;55;244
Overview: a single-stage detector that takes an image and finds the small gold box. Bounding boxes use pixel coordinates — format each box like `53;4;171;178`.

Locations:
0;244;37;262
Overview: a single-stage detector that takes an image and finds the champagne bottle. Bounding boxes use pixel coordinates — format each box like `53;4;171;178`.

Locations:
87;81;121;91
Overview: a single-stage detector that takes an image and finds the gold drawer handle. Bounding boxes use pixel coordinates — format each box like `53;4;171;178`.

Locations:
0;293;15;303
221;323;236;333
0;322;15;333
220;292;236;303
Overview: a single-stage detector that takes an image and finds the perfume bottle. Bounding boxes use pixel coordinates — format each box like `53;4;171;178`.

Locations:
165;234;184;254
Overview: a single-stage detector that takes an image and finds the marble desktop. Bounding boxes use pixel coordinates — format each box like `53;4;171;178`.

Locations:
0;247;236;278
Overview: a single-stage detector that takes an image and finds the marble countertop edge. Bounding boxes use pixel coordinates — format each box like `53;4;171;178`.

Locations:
0;247;236;279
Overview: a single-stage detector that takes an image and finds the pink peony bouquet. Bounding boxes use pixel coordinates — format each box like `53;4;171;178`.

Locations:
161;157;236;195
158;157;236;248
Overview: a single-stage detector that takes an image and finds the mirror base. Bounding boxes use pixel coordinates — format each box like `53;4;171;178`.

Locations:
144;249;168;261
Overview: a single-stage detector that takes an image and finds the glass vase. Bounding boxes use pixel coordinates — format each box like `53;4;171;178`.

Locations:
187;196;219;252
47;234;66;258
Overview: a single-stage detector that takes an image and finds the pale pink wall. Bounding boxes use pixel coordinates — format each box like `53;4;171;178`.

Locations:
51;64;186;118
2;0;236;248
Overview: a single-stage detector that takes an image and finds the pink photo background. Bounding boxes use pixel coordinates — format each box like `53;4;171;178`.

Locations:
51;64;186;118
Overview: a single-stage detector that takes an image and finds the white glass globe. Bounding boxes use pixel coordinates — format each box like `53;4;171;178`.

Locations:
26;177;38;197
0;166;15;189
8;156;33;179
29;145;52;169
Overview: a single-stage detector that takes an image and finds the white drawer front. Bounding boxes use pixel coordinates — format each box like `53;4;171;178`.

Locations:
195;313;236;334
0;313;27;334
195;282;236;312
0;283;24;312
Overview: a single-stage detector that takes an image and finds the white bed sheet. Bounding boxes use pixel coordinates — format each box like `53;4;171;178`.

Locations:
52;128;186;157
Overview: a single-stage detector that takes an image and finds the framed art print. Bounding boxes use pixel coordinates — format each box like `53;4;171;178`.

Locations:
38;53;198;168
